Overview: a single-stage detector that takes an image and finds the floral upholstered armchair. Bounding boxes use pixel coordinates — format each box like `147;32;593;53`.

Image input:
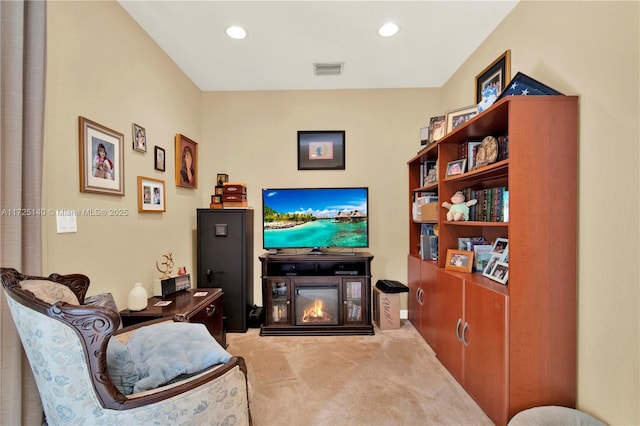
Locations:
1;267;252;426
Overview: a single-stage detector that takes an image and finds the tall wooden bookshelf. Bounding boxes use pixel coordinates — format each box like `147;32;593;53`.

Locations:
407;96;578;425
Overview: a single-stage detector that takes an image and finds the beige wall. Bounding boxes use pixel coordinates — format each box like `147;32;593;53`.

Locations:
200;89;438;301
41;1;638;425
441;2;639;424
44;1;203;307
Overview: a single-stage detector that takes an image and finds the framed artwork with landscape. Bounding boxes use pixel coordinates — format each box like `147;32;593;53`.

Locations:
78;116;124;196
297;130;345;170
175;134;198;188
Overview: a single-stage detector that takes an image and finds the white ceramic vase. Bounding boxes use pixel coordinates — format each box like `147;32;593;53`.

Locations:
128;282;148;311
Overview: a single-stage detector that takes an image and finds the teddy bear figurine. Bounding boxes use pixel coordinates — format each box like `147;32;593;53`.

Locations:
442;191;478;221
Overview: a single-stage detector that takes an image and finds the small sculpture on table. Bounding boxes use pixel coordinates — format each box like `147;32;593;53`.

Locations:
156;253;174;279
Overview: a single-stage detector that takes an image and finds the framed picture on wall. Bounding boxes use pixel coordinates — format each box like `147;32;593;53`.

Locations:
132;123;147;153
138;176;165;212
78;116;125;196
297;130;345;170
154;146;165;171
175;133;198;188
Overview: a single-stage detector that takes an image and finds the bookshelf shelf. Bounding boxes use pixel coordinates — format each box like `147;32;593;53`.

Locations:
407;96;578;425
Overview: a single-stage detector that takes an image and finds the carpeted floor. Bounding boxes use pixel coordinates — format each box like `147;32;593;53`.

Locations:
226;320;493;426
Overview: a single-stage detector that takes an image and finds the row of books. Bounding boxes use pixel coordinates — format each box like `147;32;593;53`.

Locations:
345;282;362;299
346;301;362;321
458;135;509;169
461;186;509;222
419;160;438;186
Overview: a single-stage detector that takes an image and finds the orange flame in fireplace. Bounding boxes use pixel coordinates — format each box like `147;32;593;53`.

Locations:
302;300;324;323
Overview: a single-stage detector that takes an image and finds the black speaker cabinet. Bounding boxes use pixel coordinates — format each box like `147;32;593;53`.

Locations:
197;208;254;332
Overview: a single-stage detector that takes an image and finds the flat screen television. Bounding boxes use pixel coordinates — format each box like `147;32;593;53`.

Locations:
262;187;368;252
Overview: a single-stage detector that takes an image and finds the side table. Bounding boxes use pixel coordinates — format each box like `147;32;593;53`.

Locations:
120;288;225;347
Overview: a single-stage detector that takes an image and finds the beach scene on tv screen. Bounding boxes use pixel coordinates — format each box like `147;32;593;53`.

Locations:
263;188;368;248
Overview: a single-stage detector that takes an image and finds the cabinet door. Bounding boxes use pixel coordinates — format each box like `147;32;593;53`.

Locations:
343;278;365;324
463;281;508;425
407;255;421;330
436;270;464;382
266;278;291;325
419;261;438;348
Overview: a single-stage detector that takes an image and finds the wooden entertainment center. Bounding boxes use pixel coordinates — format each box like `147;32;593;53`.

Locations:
259;252;374;336
408;96;578;425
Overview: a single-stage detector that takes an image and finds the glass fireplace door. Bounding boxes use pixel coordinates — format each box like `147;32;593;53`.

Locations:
294;283;339;326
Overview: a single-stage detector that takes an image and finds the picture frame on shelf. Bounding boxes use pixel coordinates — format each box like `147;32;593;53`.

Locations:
490;237;509;259
445;159;467;177
78;116;124;196
482;253;503;279
467;141;481;171
473;244;494;272
445;105;478;134
475;50;511;111
445;249;474;273
132;123;147;153
216;173;229;186
488;261;509;284
154;146;165;171
297;130;345;170
428;115;445;144
175;133;198;188
138;176;165;212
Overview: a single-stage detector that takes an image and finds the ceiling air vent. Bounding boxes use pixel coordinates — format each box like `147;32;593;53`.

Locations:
314;62;343;76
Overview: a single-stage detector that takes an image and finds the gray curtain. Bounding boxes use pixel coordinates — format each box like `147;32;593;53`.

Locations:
0;0;47;424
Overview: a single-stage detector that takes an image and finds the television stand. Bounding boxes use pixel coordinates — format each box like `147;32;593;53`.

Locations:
259;252;374;336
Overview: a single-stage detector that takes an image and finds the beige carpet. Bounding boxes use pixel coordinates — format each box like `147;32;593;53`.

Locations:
226;320;493;426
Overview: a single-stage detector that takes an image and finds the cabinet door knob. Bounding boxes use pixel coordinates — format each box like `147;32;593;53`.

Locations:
455;318;463;342
206;304;216;316
462;322;469;346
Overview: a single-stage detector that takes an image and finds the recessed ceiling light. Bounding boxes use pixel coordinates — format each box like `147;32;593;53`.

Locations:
226;26;247;40
378;22;399;37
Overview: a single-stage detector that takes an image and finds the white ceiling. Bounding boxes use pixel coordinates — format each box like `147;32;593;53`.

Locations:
117;1;519;92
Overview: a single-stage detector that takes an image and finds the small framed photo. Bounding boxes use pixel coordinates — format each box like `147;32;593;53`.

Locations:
428;115;446;144
138;176;165;212
482;253;503;279
445;249;474;273
154;146;165;171
132;123;147;152
216;173;229;186
445;159;467;177
175;133;198;188
490;237;509;259
78;116;124;196
297;130;345;170
488;261;509;285
467;141;481;171
445;105;479;134
475;50;511;111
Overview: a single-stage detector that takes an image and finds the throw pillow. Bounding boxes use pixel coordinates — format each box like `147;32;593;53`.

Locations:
85;292;123;329
106;338;138;395
126;322;232;393
19;279;79;305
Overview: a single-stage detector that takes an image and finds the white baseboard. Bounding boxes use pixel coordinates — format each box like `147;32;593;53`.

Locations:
400;309;408;319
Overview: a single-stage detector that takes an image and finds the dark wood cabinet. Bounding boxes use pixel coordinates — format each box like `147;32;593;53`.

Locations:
259;252;374;336
119;288;225;347
197;208;254;333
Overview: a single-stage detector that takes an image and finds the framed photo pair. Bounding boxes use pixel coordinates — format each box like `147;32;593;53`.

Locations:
482;238;509;284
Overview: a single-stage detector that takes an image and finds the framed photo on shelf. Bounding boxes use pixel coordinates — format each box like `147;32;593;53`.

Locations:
482;253;503;279
445;249;474;273
445;105;478;134
216;173;229;186
488;261;509;284
428;115;446;144
175;133;198;188
154;146;165;171
467;141;481;171
490;237;509;259
132;123;147;153
445;159;467;177
137;176;165;212
297;130;345;170
475;50;511;111
78;116;124;196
